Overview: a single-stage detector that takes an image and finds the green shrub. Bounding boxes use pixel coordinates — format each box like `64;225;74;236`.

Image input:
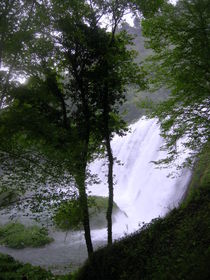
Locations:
0;253;77;279
0;222;53;248
0;253;55;279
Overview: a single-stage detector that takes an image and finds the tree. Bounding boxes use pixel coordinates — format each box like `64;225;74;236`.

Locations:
94;31;147;244
1;0;112;255
0;0;155;255
0;0;51;107
87;0;148;245
142;0;210;168
0;0;105;255
0;75;77;216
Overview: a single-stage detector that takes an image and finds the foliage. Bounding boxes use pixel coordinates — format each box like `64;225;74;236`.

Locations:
0;0;149;254
53;196;119;230
182;141;210;206
74;151;210;280
0;222;53;249
53;198;83;230
142;0;210;167
0;0;51;107
0;0;168;254
0;253;55;280
0;253;75;279
0;74;77;216
134;0;165;18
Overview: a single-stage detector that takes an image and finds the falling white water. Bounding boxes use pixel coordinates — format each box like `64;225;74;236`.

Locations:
89;117;191;241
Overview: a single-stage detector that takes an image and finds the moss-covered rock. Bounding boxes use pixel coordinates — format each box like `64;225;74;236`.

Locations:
53;196;122;230
89;196;122;230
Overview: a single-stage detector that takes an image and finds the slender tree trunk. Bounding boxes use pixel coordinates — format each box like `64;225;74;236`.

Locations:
102;17;119;245
105;133;114;245
80;189;93;256
75;85;93;256
103;83;114;245
75;158;93;256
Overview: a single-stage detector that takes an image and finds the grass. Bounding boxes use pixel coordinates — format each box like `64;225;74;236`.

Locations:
0;222;53;249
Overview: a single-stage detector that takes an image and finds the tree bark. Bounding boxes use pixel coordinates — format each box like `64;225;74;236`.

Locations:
105;132;114;245
102;83;114;245
75;159;93;256
76;84;93;256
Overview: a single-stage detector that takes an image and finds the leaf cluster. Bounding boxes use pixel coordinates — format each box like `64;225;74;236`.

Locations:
142;0;210;167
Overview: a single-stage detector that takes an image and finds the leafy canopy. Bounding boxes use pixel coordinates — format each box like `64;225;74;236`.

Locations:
142;0;210;167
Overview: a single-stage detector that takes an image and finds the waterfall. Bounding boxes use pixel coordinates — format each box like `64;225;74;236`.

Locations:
89;117;191;241
0;117;191;273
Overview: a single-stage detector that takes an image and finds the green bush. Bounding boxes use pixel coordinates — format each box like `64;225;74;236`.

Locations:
0;253;77;279
0;253;55;279
0;222;53;249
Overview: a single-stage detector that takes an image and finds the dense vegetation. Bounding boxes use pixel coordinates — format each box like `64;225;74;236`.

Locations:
74;144;210;280
0;222;53;249
142;0;210;167
0;0;151;253
0;253;62;280
183;142;210;205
